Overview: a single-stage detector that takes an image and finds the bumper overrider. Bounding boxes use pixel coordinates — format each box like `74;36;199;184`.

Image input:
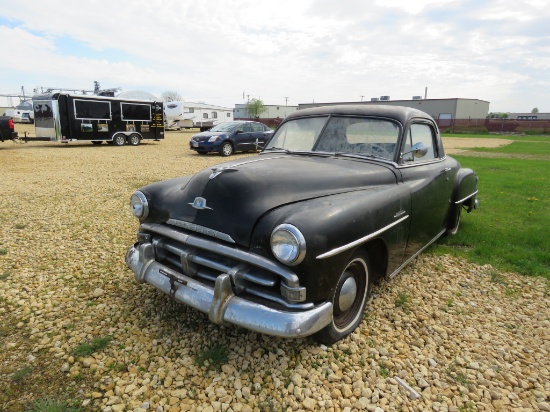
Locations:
125;241;333;338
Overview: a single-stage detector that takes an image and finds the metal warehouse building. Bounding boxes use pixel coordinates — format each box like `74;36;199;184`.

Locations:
299;98;490;122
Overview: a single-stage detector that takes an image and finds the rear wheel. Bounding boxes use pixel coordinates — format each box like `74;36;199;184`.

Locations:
113;133;126;146
128;133;141;146
446;207;462;235
220;141;234;156
314;252;371;344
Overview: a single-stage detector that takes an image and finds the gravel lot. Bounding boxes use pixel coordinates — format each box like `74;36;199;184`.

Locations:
1;130;549;412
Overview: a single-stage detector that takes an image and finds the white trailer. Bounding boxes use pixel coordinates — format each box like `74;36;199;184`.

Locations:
164;101;233;131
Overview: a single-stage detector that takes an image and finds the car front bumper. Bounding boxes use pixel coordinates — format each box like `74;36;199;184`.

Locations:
126;243;333;338
189;140;221;152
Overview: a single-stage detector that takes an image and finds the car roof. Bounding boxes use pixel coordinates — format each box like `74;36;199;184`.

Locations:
284;104;434;125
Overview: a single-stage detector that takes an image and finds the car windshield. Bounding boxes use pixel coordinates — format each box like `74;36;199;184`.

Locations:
265;116;400;161
209;122;240;132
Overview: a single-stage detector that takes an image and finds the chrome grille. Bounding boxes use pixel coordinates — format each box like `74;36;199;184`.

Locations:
138;223;309;309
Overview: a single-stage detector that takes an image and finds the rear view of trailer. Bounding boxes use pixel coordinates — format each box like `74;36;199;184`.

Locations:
32;93;164;145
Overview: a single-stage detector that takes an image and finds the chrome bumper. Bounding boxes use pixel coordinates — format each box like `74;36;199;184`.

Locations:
126;243;333;338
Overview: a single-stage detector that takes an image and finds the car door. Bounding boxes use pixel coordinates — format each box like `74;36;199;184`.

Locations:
399;122;456;261
250;122;271;149
233;123;254;151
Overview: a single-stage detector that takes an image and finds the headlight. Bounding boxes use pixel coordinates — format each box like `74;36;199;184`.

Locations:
208;135;222;142
270;224;306;265
130;191;149;219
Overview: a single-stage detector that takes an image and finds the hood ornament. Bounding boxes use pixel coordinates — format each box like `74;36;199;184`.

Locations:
210;167;237;179
209;156;285;180
189;197;212;210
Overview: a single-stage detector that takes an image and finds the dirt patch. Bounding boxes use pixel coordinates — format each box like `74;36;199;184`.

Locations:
442;137;511;154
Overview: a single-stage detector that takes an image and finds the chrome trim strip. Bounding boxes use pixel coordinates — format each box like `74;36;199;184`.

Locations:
167;219;235;243
397;158;445;169
316;215;409;259
126;244;332;338
140;223;300;287
388;228;446;279
455;190;478;204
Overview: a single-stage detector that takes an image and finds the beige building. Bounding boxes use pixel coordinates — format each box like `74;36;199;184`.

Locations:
298;98;490;121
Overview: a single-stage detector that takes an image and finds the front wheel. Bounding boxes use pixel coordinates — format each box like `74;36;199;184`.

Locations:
314;252;371;344
113;133;126;146
220;141;234;156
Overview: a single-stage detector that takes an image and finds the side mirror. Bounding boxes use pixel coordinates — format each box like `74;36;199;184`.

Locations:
403;142;428;159
235;130;243;134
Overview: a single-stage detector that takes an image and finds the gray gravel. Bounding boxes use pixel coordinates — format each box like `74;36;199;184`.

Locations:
1;132;549;411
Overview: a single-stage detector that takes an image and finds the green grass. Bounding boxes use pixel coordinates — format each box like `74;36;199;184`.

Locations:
11;366;32;382
26;398;82;412
71;335;112;357
394;292;411;312
434;155;550;279
194;343;229;371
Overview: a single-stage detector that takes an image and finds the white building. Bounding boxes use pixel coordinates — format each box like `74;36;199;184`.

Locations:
234;104;298;119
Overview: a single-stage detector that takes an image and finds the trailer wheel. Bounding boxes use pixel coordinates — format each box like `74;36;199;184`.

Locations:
91;141;103;145
113;133;126;146
128;134;141;146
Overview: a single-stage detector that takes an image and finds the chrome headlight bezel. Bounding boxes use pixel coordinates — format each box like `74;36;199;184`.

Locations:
270;224;306;266
130;191;149;219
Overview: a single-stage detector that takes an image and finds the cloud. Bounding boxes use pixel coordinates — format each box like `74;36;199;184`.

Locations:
0;0;549;112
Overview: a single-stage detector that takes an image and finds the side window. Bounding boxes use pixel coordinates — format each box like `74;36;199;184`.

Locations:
212;112;218;119
203;113;209;119
251;123;264;132
402;123;437;162
242;123;253;133
226;112;231;117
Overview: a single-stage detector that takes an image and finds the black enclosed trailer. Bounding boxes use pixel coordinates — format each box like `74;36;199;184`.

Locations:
32;93;164;145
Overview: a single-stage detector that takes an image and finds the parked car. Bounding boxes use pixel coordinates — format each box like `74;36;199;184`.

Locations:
0;116;17;142
126;105;478;344
189;121;273;156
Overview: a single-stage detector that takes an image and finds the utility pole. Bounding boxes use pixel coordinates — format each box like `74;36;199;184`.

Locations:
284;97;289;116
360;95;364;102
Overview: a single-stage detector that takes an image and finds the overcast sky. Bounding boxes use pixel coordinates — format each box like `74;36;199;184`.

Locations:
1;0;549;113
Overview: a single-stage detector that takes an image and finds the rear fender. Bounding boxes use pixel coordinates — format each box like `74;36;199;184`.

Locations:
448;168;478;231
453;168;478;211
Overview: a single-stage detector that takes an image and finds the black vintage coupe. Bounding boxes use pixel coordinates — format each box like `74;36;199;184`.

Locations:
126;105;478;344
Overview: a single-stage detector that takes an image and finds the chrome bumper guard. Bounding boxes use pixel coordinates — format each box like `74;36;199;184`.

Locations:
126;243;333;338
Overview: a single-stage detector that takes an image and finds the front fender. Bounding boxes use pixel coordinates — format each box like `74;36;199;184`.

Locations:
250;186;410;302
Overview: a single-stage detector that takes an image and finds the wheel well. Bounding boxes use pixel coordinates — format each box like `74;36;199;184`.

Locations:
359;239;388;283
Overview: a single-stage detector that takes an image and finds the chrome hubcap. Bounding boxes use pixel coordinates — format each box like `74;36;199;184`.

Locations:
338;276;357;312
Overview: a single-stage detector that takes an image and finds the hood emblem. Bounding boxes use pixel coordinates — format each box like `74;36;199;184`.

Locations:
189;197;213;210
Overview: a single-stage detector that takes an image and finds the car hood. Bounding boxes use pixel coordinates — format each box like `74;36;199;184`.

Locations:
143;155;398;247
192;131;228;141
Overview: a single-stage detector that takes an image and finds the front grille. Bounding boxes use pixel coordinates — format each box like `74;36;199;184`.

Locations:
139;223;310;309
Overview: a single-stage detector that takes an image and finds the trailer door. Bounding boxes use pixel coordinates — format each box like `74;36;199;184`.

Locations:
152;102;164;140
